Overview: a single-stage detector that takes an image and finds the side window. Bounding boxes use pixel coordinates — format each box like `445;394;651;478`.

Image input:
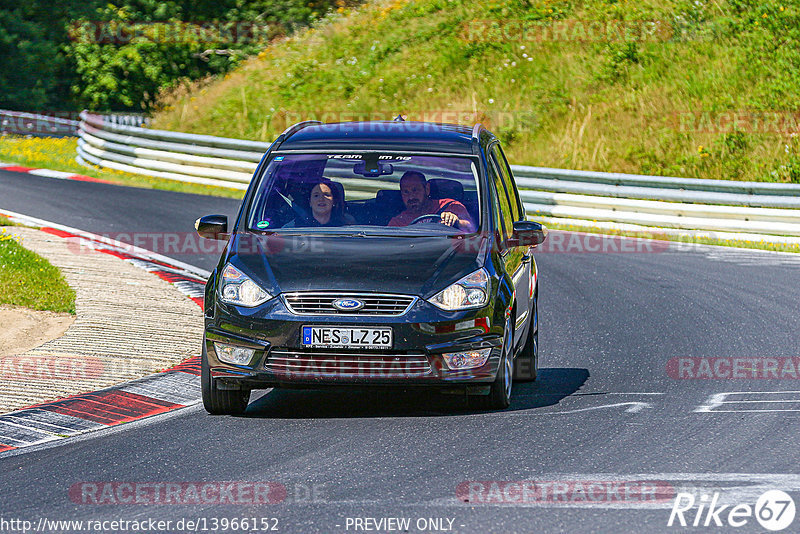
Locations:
488;155;513;242
491;145;523;222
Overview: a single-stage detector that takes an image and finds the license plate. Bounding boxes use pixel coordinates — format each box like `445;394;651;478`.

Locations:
301;326;392;349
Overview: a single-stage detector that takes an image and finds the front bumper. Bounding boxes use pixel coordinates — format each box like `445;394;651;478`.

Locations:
205;294;505;389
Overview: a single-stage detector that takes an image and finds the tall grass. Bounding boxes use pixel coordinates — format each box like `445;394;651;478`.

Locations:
153;0;800;183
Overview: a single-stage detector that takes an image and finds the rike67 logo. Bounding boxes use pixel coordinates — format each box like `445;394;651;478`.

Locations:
668;490;796;531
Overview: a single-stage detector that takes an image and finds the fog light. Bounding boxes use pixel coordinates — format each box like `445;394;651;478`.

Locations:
442;348;492;370
213;343;255;365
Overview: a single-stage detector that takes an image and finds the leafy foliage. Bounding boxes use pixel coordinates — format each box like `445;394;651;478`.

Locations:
0;0;98;110
0;0;350;112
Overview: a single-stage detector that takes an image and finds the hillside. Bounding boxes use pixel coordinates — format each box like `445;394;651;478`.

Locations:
152;0;800;182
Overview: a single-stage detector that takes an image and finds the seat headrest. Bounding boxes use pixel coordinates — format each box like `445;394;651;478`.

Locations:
428;179;464;201
376;189;403;206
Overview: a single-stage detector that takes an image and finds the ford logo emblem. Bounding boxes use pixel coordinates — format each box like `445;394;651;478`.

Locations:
333;298;364;311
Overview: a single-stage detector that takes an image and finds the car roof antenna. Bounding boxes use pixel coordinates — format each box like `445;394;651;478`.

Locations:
393;114;405;122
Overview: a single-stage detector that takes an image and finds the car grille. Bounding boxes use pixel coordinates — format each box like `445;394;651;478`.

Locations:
266;350;433;379
282;292;416;316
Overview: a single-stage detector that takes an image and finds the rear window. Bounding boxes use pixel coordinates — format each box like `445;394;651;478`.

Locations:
247;154;481;235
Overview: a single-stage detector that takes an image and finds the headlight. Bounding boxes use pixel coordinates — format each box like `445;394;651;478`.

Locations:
429;268;489;311
218;263;272;307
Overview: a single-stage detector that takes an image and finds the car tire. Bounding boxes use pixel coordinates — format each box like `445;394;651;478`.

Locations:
514;295;538;382
201;340;250;416
470;318;513;410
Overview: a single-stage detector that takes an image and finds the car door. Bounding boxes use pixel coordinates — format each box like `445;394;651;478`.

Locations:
487;144;530;350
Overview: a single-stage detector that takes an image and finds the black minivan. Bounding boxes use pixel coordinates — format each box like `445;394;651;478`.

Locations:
196;120;546;414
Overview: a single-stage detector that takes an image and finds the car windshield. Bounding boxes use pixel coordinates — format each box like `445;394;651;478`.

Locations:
247;153;481;236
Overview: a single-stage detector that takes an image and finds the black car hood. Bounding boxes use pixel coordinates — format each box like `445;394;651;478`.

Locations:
230;232;488;297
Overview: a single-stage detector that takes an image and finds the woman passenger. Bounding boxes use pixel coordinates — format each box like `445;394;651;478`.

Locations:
287;181;355;227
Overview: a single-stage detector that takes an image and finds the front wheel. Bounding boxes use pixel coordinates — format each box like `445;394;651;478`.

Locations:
201;340;250;415
470;319;513;410
515;296;538;382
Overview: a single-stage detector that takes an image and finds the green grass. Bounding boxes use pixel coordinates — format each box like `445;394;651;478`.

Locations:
0;228;76;314
0;215;15;226
541;220;800;254
152;0;800;184
0;136;245;199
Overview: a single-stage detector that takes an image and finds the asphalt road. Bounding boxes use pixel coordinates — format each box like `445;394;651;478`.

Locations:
2;169;800;533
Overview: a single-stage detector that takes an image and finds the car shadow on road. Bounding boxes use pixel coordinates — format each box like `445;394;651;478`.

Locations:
243;367;589;419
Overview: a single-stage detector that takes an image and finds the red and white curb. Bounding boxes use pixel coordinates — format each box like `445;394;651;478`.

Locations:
0;209;210;454
0;162;112;184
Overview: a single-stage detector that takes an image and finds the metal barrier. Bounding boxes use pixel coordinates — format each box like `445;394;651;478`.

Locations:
75;112;800;244
102;113;151;128
0;109;80;138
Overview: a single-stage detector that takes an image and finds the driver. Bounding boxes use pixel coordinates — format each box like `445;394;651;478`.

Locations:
388;171;474;231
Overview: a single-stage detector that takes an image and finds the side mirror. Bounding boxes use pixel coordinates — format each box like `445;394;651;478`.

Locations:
195;214;229;240
511;220;547;247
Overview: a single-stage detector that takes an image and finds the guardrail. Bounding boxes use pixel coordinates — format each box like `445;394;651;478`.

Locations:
0;109;152;138
0;109;80;138
76;112;800;245
102;113;151;128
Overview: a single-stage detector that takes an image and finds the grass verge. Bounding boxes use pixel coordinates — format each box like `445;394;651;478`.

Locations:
541;220;800;254
0;135;245;199
0;228;76;314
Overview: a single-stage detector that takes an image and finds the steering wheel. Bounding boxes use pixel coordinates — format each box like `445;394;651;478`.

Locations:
409;213;460;229
409;214;443;225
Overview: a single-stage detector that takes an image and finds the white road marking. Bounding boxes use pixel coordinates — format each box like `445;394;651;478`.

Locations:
502;401;654;416
2;411;103;434
0;403;204;458
516;391;665;397
571;392;665;395
26;169;77;179
701;249;800;267
119;373;201;405
695;391;800;413
0;421;62;446
722;400;800;403
599;392;665;395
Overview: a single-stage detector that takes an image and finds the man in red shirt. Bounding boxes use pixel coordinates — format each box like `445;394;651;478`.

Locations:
387;171;475;231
